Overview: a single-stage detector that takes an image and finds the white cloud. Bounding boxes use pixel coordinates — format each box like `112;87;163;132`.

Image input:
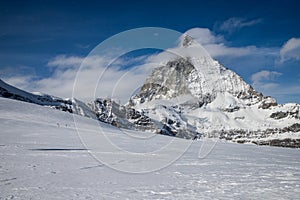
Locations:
220;17;262;32
184;28;224;45
248;70;300;103
2;27;292;104
183;28;276;58
204;44;256;57
52;55;155;103
251;70;282;83
279;38;300;63
2;54;157;104
3;27;277;104
251;70;282;92
2;75;34;90
48;55;83;68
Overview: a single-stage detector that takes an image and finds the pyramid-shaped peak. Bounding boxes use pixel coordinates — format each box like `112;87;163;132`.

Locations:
181;34;196;47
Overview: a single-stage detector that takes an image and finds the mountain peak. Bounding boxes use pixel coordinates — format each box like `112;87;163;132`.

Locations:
130;54;260;107
181;34;197;47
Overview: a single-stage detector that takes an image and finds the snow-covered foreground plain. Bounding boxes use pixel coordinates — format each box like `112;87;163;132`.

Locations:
1;98;300;199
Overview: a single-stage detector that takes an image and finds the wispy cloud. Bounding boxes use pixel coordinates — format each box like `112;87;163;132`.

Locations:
2;75;35;90
219;17;262;33
0;65;38;91
3;54;156;104
184;28;277;58
183;28;224;45
279;38;300;63
47;55;85;69
251;70;282;93
251;70;282;83
75;44;91;49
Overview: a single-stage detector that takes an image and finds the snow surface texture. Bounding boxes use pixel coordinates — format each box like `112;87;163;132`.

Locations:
1;98;300;199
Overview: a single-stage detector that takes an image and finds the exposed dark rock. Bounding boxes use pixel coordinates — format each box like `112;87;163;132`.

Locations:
287;123;300;132
224;106;240;112
234;116;245;120
182;35;194;47
131;58;195;104
218;127;300;148
252;139;300;148
258;97;278;109
270;111;288;119
159;124;177;136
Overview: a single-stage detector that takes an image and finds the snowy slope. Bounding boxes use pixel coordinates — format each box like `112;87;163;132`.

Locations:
1;97;300;199
0;79;96;119
0;79;73;112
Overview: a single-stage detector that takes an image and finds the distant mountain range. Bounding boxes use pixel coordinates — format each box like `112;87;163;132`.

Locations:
1;35;299;148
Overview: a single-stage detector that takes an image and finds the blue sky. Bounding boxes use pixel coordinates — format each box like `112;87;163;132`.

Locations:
1;0;300;103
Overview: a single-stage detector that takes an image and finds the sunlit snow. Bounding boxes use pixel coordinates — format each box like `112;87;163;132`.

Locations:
1;98;300;199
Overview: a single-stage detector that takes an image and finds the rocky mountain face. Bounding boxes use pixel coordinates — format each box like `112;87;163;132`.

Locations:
130;55;261;107
88;98;157;132
126;35;300;146
1;35;299;147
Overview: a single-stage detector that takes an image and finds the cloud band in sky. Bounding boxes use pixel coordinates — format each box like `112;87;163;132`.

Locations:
2;27;300;104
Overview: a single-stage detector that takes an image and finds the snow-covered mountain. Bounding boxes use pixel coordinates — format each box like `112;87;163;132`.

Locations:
126;35;300;146
0;79;96;119
1;35;299;147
